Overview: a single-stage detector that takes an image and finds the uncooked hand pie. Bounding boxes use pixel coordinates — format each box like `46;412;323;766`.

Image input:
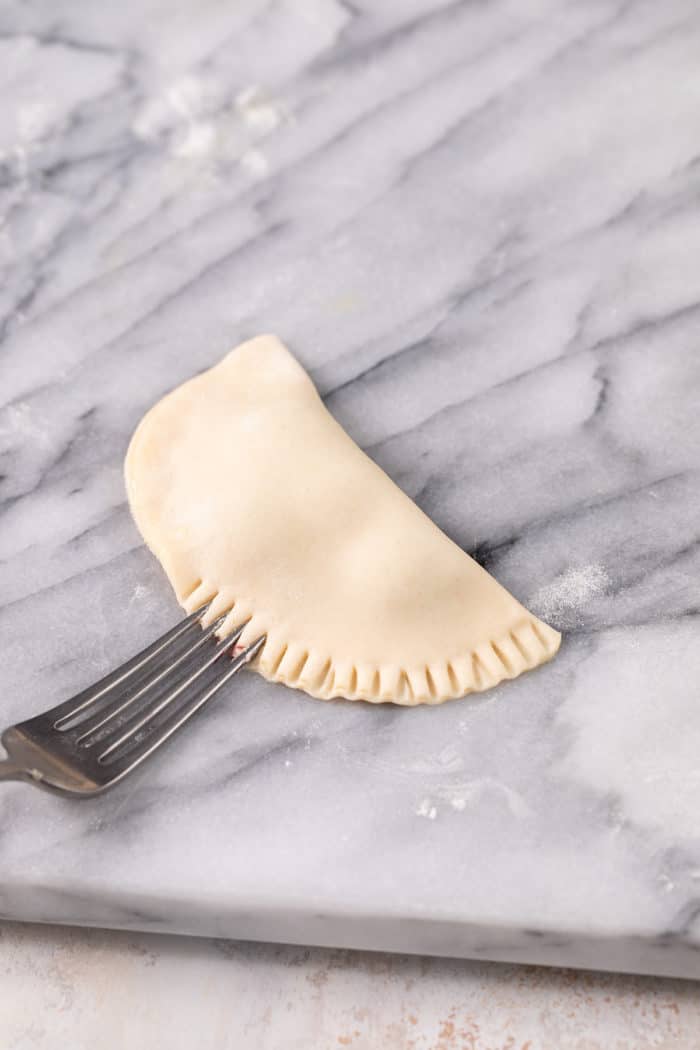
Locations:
125;335;560;704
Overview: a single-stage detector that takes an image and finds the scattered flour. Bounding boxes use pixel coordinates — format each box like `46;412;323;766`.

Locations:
132;78;287;171
529;562;609;627
235;85;287;134
0;100;56;179
172;121;216;159
416;799;437;820
240;147;269;178
657;873;675;893
1;402;53;449
132;74;216;160
415;779;530;821
441;779;531;819
406;744;464;776
166;75;207;119
128;584;149;606
17;101;55;142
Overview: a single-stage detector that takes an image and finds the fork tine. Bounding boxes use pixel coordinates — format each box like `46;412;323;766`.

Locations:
74;611;234;744
97;625;253;761
50;603;213;728
100;636;265;776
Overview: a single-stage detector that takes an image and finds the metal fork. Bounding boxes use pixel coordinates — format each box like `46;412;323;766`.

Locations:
0;605;264;798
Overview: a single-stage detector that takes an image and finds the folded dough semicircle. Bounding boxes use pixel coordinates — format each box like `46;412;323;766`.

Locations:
125;335;560;705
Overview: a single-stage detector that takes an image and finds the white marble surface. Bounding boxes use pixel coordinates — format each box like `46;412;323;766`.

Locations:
3;922;700;1050
1;0;700;977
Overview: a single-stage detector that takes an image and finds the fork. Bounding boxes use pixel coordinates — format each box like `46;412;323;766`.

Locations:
0;604;264;798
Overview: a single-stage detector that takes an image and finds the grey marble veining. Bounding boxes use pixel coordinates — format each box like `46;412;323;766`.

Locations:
1;0;699;978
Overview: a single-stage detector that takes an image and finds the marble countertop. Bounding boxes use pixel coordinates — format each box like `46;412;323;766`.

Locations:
1;0;700;978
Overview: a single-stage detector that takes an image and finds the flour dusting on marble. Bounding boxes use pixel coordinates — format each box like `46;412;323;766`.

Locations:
16;100;54;143
240;148;269;178
415;779;530;821
555;623;700;842
235;85;287;134
416;799;437;820
132;74;217;160
132;77;287;169
529;563;609;627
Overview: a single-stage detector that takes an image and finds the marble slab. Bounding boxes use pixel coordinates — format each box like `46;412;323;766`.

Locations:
1;0;700;979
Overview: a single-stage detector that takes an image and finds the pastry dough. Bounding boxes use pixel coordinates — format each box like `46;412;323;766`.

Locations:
125;335;560;704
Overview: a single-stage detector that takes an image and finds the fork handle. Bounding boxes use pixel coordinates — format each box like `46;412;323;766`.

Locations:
0;758;27;784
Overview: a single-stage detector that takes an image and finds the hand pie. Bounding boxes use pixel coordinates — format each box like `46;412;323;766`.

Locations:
125;335;560;704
